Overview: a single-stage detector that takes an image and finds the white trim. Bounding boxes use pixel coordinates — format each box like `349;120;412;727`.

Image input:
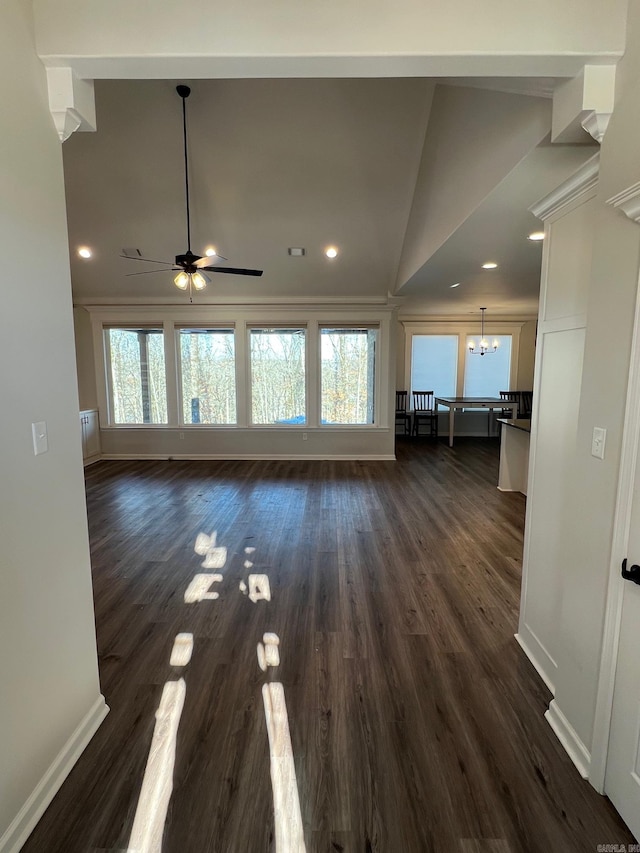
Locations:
75;295;396;308
530;153;600;221
101;453;397;461
589;259;640;793
545;699;591;780
0;695;109;853
538;313;588;334
607;181;640;224
514;629;557;695
82;453;101;467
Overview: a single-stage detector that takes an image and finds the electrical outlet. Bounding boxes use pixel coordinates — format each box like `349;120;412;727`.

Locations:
302;432;308;441
592;427;606;460
179;432;184;440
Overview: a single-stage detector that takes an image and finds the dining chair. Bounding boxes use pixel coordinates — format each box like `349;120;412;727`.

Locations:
395;391;412;435
520;390;533;418
499;390;521;417
412;391;438;437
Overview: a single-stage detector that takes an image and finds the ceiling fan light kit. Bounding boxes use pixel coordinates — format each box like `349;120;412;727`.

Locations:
121;84;263;301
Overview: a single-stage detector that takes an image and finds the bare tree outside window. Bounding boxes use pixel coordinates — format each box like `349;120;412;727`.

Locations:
179;329;236;424
321;328;377;424
107;329;167;424
250;329;306;424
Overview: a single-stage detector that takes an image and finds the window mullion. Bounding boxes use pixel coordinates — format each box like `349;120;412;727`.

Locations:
138;332;151;424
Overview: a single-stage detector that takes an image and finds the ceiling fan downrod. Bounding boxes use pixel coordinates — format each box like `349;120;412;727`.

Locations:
177;85;192;254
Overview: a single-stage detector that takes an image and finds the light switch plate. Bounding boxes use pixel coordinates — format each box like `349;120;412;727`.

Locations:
592;426;606;460
32;421;48;455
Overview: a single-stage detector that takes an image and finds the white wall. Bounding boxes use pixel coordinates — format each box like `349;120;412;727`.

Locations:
32;0;626;78
550;5;640;759
520;0;640;784
396;86;552;290
0;3;105;848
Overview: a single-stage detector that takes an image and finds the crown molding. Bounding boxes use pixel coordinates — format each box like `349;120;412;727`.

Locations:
607;181;640;224
74;294;393;307
530;152;600;221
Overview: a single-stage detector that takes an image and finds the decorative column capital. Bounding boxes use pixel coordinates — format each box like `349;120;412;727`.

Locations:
46;67;96;142
581;109;612;145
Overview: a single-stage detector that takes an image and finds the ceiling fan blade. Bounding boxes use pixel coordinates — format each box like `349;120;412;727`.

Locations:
194;253;228;267
201;266;263;277
120;255;174;265
126;268;177;276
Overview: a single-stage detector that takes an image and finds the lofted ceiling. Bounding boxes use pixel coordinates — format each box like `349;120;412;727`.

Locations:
397;142;597;315
63;77;596;313
64;78;434;304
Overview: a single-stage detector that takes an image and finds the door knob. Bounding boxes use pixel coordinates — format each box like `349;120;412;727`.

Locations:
621;558;640;585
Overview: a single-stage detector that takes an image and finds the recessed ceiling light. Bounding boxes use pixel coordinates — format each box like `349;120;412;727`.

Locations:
325;246;338;259
450;282;461;288
527;231;545;241
482;262;498;269
205;246;217;257
78;246;92;259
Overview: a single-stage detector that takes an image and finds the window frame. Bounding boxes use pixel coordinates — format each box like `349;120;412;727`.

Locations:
247;325;309;428
318;325;380;427
462;333;514;399
403;320;522;403
175;326;238;428
93;310;392;434
103;325;168;427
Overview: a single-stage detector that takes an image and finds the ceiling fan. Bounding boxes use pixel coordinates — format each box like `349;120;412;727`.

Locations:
121;84;263;300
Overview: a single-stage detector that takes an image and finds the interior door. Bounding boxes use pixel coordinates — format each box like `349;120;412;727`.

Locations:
605;443;640;840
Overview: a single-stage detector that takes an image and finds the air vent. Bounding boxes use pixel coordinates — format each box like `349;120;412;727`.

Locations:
287;247;306;257
122;247;143;258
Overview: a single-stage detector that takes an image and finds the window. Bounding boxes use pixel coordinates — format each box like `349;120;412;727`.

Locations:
250;328;306;424
320;328;377;424
464;335;512;396
106;328;167;424
179;329;236;424
411;335;457;399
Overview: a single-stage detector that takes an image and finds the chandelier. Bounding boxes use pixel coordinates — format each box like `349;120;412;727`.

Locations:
468;307;499;356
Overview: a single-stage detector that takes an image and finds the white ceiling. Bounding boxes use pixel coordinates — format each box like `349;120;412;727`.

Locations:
63;77;596;313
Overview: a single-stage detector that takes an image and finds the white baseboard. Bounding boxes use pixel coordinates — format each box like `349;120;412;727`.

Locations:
82;454;101;467
101;453;397;461
0;695;109;853
545;699;591;780
514;629;557;695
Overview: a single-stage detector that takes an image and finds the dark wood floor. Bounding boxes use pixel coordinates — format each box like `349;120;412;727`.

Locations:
22;437;633;852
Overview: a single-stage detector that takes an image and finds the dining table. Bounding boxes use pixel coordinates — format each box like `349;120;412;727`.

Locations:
434;396;517;447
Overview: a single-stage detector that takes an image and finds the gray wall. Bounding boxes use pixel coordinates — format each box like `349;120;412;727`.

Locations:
0;3;104;846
